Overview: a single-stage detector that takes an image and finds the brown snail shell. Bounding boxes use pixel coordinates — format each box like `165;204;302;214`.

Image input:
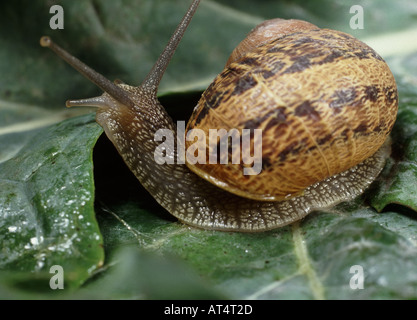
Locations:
186;25;397;201
226;18;318;66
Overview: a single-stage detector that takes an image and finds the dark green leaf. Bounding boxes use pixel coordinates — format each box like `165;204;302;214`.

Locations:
370;52;417;212
0;114;104;289
94;185;417;299
78;246;226;299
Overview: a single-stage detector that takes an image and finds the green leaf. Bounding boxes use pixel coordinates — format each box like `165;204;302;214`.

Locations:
93;183;417;299
77;246;226;299
370;107;417;212
2;0;417;299
0;246;224;299
369;53;417;212
0;114;104;290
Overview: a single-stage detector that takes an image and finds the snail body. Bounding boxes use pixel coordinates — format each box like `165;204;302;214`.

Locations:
41;0;397;232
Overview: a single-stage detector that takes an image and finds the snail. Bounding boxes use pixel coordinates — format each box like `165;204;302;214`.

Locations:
40;0;398;232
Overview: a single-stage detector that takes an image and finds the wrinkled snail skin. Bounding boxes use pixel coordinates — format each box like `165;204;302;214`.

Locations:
41;0;398;232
